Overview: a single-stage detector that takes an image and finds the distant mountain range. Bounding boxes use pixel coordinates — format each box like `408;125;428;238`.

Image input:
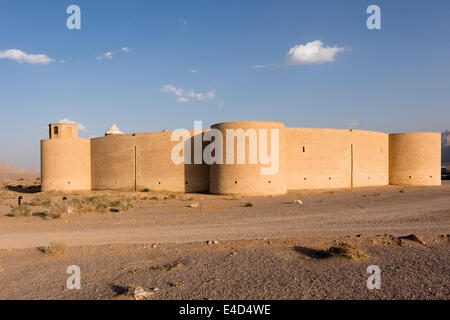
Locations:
0;164;40;180
442;131;450;164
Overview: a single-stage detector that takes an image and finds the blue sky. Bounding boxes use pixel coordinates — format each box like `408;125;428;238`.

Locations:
1;0;449;170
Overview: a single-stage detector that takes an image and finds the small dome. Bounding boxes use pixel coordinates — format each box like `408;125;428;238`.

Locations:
105;123;123;136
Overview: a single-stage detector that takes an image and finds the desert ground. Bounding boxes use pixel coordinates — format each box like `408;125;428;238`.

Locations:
0;179;449;300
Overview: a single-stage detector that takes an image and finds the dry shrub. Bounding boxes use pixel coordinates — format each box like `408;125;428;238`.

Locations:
45;195;134;217
11;203;32;217
328;241;369;261
30;194;52;208
43;242;67;257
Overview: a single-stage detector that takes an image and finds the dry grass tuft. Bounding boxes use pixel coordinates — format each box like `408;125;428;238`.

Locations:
11;203;32;217
328;241;369;261
45;195;134;217
42;242;67;257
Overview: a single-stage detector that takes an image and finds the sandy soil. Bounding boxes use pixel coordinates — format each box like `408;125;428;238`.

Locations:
0;235;449;300
0;180;449;299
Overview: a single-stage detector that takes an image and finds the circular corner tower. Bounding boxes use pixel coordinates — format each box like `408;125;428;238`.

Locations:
389;132;441;186
209;121;287;195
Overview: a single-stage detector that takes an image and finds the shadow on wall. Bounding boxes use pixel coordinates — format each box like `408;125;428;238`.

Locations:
5;185;41;194
184;132;210;193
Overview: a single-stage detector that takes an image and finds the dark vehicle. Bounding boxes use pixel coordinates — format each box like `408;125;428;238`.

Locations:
442;168;450;180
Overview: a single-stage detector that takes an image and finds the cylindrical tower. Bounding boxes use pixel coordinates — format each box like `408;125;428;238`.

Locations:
41;123;91;191
91;134;136;191
209;121;286;195
389;132;441;186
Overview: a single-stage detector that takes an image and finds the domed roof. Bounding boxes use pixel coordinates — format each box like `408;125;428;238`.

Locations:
105;123;123;136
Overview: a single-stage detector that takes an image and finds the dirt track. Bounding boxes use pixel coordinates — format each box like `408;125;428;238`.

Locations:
1;183;450;249
0;182;449;300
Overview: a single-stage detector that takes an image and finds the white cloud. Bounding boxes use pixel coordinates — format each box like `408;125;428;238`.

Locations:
187;90;215;101
179;17;188;26
160;84;215;103
283;40;346;65
60;59;66;64
0;49;53;65
58;118;87;132
250;65;267;69
346;120;360;129
177;97;189;103
97;47;132;60
190;69;199;73
218;102;224;109
161;84;184;96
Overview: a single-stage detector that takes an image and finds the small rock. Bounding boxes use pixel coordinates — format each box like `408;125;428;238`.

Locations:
129;286;154;300
152;244;158;249
213;240;219;245
188;203;199;208
293;200;303;205
110;208;120;213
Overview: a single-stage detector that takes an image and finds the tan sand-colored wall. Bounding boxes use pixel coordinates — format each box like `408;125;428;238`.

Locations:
91;135;136;191
350;130;389;187
134;131;209;193
41;138;91;191
210;121;287;195
90;130;209;192
49;123;78;139
285;128;352;189
285;129;388;189
389;133;441;186
41;121;441;194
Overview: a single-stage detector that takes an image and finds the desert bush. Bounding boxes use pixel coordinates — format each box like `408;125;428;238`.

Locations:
244;202;253;207
48;195;134;216
43;242;67;256
141;188;150;192
328;241;368;261
11;203;32;217
30;194;53;207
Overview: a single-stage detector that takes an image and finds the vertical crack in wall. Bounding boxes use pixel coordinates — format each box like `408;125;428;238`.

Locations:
134;146;137;192
351;144;354;188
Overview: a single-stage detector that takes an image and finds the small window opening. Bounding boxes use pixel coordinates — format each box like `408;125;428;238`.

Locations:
54;126;59;135
302;146;305;152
